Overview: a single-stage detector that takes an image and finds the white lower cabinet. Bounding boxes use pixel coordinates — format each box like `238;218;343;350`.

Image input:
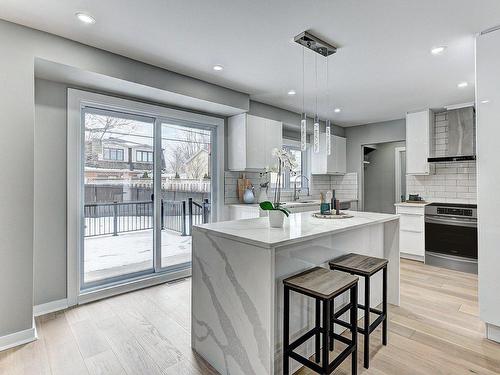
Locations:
395;203;425;261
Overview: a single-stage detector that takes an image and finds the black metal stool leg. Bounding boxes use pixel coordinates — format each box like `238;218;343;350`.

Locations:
350;285;358;375
315;298;321;363
322;298;331;373
364;276;370;369
283;285;290;375
382;266;388;346
329;299;334;351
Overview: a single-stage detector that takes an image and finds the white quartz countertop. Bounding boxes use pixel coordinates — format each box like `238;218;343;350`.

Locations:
194;210;399;248
394;202;429;207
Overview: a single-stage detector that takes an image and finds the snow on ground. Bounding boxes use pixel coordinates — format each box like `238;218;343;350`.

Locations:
84;229;191;283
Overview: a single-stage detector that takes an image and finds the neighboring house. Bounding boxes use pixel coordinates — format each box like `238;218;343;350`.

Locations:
184;148;210;179
85;137;158;181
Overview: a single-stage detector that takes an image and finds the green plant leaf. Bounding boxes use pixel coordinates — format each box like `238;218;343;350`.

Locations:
277;208;290;217
259;201;274;210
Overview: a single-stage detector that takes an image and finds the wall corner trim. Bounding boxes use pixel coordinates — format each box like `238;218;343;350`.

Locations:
33;298;69;317
0;320;37;352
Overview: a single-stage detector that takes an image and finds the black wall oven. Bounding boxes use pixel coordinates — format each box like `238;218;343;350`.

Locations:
425;203;477;274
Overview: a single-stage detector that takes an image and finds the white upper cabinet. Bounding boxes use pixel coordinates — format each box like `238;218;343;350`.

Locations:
227;114;282;171
311;133;346;175
406;109;432;175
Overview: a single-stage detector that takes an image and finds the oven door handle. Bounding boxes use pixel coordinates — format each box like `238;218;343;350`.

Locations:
425;216;477;228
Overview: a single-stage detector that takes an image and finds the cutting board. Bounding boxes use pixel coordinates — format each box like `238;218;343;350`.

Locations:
237;174;251;203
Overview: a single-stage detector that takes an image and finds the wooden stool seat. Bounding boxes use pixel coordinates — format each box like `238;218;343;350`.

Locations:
283;267;359;375
283;266;358;299
329;253;389;370
329;253;388;276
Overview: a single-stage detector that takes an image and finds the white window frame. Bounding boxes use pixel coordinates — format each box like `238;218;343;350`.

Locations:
67;88;224;306
280;139;310;191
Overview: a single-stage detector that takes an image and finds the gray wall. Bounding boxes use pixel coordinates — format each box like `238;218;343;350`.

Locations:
344;118;406;209
0;18;247;338
364;141;406;214
34;79;68;305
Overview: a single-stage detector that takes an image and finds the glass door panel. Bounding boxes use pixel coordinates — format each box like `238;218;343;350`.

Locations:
159;122;213;269
82;108;155;288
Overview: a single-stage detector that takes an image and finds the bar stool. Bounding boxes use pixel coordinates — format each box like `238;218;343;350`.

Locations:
329;254;388;369
283;267;359;375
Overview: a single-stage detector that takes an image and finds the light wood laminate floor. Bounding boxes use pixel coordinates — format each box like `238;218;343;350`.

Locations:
1;259;500;375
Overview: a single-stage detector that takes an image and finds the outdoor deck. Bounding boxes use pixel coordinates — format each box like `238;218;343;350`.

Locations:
84;229;191;283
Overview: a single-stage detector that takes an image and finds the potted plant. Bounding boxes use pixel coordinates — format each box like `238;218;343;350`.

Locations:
259;148;297;228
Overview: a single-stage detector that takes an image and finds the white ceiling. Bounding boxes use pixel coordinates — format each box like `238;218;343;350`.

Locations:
1;0;499;126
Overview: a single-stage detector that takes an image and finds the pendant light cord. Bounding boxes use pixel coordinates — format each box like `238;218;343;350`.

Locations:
315;54;318;118
302;46;305;115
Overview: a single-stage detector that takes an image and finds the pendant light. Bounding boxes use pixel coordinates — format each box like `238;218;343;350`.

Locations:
313;54;320;153
326;55;331;156
300;46;307;152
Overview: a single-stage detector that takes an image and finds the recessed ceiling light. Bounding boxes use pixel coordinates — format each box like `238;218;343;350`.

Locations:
457;82;468;88
213;65;224;71
75;12;96;24
481;99;490;104
287;90;296;96
431;46;446;55
334;108;341;113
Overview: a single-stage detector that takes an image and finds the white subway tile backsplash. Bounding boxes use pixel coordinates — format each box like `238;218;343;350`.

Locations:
224;170;359;204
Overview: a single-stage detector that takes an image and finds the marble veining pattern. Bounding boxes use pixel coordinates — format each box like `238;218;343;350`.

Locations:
192;230;273;375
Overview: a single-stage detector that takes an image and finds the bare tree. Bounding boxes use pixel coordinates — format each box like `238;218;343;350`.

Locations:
166;145;185;176
85;113;137;142
185;151;209;179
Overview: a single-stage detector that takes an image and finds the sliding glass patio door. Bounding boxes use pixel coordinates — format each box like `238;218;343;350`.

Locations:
159;121;213;270
81;106;215;291
82;108;156;288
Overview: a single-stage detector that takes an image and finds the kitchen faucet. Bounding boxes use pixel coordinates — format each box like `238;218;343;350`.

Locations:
293;175;310;201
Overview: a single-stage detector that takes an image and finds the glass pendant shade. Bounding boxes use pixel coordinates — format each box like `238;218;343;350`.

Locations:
326;120;331;155
313;116;320;153
300;114;307;151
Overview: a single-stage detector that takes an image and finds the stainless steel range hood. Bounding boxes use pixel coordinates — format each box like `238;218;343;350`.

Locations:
428;106;476;162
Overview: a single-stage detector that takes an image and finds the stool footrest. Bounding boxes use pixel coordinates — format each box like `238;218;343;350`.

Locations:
335;313;387;335
331;332;352;346
328;344;356;374
357;304;383;315
289;351;323;374
333;303;352;318
288;342;356;375
288;327;319;352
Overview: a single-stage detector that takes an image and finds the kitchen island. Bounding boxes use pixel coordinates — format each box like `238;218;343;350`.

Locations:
191;211;399;375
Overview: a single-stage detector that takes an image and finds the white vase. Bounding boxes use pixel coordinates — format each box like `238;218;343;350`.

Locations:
268;210;285;228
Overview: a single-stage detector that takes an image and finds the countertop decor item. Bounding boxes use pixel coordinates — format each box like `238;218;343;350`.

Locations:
243;186;255;204
237;174;251;203
259;148;297;228
312;212;354;219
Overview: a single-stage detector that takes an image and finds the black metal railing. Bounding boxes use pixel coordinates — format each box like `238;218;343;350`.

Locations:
84;198;210;237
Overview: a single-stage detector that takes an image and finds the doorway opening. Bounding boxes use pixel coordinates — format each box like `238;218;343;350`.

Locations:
362;141;405;214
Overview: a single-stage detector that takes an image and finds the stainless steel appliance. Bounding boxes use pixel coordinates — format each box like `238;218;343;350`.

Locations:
425;202;478;274
428;106;476;162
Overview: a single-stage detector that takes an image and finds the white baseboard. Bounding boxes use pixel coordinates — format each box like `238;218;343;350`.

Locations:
487;323;500;343
400;252;424;262
0;319;37;352
33;298;68;317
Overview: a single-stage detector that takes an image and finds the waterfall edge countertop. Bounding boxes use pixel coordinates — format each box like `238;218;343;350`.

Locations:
194;210;399;248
